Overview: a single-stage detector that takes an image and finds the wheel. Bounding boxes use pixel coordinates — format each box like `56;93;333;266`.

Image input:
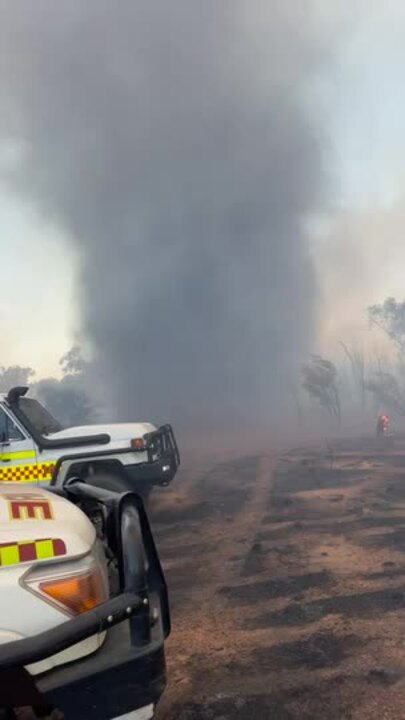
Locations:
84;472;153;504
133;484;152;504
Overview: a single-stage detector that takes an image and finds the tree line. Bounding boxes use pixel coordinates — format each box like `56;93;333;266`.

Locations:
301;297;405;423
0;346;94;426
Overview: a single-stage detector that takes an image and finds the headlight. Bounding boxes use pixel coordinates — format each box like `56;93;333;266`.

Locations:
22;544;109;616
131;438;145;449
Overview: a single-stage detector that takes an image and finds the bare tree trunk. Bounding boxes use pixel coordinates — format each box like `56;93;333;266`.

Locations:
340;342;366;412
289;382;304;424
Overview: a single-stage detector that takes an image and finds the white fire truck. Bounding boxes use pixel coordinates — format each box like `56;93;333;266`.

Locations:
0;386;180;499
0;480;171;719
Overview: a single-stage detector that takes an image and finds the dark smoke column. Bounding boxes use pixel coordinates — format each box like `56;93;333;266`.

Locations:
0;1;328;432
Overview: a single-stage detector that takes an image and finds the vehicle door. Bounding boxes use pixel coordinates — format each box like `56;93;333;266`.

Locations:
0;404;40;484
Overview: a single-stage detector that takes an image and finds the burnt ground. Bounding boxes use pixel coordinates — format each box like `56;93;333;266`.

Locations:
148;438;405;719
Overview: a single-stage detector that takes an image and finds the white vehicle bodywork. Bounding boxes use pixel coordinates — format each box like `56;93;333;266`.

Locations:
0;484;105;674
0;389;179;494
0;475;172;719
0;392;156;483
50;423;157;485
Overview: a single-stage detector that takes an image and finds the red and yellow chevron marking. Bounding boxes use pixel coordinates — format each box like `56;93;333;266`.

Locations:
0;538;66;566
0;462;56;484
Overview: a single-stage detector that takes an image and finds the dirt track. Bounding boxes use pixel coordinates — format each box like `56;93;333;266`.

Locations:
150;438;405;719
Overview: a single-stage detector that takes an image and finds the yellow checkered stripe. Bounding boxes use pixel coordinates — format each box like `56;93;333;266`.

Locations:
0;462;56;483
0;537;66;566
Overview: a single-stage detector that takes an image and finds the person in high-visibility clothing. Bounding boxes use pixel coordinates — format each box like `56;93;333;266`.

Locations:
376;413;390;437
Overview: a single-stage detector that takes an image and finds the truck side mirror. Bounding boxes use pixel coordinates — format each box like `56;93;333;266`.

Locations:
0;430;8;444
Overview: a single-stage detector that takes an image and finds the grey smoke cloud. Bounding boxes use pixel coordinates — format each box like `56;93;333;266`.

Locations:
0;1;336;431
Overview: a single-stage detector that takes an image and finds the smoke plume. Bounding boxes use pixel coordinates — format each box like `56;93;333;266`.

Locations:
0;1;335;432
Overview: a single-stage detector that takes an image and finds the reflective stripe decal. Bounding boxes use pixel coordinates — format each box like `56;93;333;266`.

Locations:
36;539;54;558
1;544;19;566
0;538;66;566
0;462;55;483
0;450;36;462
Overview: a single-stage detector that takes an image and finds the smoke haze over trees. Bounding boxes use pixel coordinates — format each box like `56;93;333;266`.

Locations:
3;297;405;433
2;3;399;440
302;355;341;423
365;298;405;417
0;1;343;433
34;346;95;426
368;298;405;353
0;348;94;427
0;366;34;392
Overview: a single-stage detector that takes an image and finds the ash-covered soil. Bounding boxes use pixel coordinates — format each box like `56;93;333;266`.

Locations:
150;438;405;719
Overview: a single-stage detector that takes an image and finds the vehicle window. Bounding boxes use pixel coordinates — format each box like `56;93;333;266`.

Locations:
18;398;63;435
0;407;25;442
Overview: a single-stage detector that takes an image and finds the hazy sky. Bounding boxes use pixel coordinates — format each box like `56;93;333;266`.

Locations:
2;3;405;379
0;183;76;376
318;3;405;354
331;3;405;208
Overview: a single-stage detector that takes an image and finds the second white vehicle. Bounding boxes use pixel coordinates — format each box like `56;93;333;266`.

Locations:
0;386;180;499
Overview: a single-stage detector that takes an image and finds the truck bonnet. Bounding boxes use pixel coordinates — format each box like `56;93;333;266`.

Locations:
0;485;95;568
46;422;157;443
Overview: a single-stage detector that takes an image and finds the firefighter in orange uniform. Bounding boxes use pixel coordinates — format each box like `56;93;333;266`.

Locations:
376;413;390;437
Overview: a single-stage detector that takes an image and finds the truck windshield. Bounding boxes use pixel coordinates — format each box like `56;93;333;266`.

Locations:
18;398;64;435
